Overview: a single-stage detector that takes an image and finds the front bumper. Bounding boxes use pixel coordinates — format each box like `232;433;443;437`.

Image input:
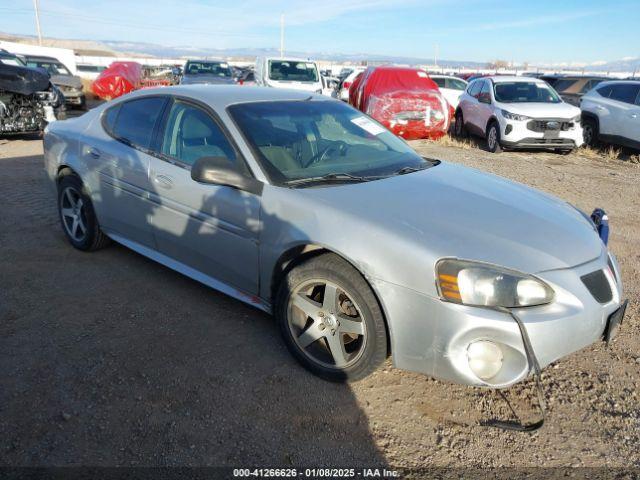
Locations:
376;249;623;387
498;116;584;149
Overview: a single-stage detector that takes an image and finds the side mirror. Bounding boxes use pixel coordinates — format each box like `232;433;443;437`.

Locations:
191;156;263;196
478;92;491;104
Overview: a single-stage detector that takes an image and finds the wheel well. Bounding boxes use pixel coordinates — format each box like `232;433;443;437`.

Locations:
485;116;499;136
581;111;599;129
271;244;392;356
56;166;77;183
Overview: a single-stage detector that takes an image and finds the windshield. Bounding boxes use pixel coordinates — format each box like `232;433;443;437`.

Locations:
494;82;562;103
229;100;433;186
268;60;319;82
27;61;71;76
185;61;232;77
0;54;26;67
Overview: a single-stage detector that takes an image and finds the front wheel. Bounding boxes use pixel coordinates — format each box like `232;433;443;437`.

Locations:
582;118;598;147
276;253;388;382
486;122;502;153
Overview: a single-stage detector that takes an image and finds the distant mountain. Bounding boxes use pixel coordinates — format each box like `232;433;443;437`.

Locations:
101;39;489;67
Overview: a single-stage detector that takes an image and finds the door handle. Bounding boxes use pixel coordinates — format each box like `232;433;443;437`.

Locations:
631;113;638;119
595;105;606;110
153;174;173;189
88;147;101;158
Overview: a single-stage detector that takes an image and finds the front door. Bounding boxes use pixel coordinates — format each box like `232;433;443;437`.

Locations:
148;98;261;295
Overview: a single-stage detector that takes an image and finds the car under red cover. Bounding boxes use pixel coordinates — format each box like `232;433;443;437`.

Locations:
91;62;143;101
349;66;451;140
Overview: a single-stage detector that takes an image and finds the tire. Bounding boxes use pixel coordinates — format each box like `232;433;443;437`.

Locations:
486;121;502;153
57;173;110;251
582;117;598;147
276;253;388;382
555;148;573;155
454;110;467;138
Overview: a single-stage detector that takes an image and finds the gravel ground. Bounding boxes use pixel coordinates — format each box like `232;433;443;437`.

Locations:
0;132;638;470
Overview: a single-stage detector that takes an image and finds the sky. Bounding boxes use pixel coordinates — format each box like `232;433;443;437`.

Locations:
1;0;639;65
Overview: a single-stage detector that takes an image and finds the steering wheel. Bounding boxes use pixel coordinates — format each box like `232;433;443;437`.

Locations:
306;141;349;167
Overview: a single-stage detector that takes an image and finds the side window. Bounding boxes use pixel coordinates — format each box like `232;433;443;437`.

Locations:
449;79;467;90
103;104;121;135
432;78;445;88
478;81;491;103
597;85;613;98
112;97;166;149
161;100;237;167
467;81;482;97
609;84;640;104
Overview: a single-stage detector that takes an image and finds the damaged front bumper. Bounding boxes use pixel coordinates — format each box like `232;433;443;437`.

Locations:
376;248;624;387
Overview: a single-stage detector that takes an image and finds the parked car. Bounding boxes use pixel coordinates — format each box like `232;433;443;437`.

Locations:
24;55;86;110
43;86;625;387
0;62;64;134
76;64;106;81
581;80;640;150
430;74;468;109
336;67;365;101
455;76;583;153
255;57;323;93
180;60;235;85
0;49;26;67
349;66;450;140
540;75;609;107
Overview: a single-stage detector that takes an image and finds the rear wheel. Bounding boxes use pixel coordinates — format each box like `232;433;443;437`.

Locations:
57;174;110;251
486;121;502;153
582;117;598;147
276;253;388;382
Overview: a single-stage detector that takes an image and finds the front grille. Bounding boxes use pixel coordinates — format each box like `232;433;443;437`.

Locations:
521;138;575;145
581;270;613;304
527;119;574;132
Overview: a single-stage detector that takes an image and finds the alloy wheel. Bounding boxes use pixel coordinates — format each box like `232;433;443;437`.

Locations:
287;279;367;369
488;126;497;150
60;186;88;242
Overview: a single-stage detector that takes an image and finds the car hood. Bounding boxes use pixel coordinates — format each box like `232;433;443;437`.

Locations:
266;80;320;92
498;101;580;119
51;74;82;89
181;74;235;85
298;161;602;274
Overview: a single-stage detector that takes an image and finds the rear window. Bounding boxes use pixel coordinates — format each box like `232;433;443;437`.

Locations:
268;60;318;82
432;78;445;88
552;79;578;93
110;97;167;149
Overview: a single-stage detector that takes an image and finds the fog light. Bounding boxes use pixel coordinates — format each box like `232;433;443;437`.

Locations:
467;340;503;380
505;124;513;135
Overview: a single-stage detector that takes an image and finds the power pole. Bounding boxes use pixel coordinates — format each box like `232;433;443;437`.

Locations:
33;0;43;45
280;14;285;58
434;44;438;68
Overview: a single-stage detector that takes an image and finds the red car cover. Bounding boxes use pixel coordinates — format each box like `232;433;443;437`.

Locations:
91;62;143;100
349;66;450;140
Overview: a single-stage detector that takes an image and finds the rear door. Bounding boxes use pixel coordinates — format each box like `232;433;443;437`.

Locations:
94;96;168;247
461;80;482;130
147;97;261;294
599;84;640;139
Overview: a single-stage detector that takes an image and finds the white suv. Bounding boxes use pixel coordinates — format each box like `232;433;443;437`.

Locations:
455;76;583;153
580;80;640;150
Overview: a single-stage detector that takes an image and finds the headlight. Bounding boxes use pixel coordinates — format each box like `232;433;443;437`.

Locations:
572;114;582;123
436;259;554;308
501;109;529;121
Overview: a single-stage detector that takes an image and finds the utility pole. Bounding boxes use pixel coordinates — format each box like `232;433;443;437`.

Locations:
434;44;438;68
33;0;43;45
280;14;285;58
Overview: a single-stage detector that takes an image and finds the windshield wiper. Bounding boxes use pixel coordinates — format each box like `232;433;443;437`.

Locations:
285;172;371;187
392;164;431;176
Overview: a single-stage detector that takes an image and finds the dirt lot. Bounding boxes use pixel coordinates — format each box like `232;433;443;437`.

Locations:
1;132;639;470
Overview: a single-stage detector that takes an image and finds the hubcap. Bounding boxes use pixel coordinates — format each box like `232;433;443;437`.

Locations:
287;280;366;369
60;186;88;242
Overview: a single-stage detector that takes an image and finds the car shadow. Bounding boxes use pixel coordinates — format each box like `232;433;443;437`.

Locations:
0;148;390;468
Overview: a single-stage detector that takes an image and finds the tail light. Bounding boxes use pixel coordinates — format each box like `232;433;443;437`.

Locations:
343;81;351;89
238;79;244;86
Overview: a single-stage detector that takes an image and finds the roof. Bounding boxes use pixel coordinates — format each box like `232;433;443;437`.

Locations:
119;85;331;109
485;75;545;83
596;79;640;86
24;55;60;62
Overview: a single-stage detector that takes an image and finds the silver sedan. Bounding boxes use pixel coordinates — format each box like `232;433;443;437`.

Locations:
43;86;625;386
